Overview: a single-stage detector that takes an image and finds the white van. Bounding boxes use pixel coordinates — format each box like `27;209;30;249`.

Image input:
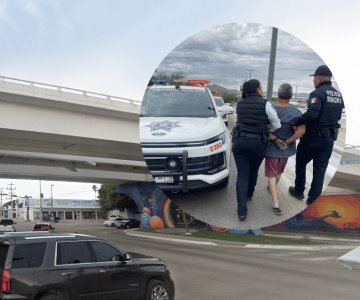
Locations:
140;82;231;192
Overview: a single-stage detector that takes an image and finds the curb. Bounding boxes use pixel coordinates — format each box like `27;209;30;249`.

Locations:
125;231;218;246
125;230;358;250
243;244;356;251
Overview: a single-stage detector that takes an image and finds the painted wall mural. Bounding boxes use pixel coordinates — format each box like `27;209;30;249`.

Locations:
267;194;360;233
115;182;174;230
116;182;360;234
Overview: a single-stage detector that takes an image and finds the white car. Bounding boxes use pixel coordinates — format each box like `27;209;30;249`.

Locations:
140;82;231;192
213;96;234;126
0;219;16;233
103;217;124;227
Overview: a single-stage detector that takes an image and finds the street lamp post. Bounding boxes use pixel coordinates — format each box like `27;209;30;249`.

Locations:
39;180;43;221
266;27;278;101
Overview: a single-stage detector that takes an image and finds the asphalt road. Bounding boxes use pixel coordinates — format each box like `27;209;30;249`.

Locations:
16;221;360;300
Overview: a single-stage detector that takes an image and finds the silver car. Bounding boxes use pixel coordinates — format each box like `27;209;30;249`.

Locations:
103;217;124;227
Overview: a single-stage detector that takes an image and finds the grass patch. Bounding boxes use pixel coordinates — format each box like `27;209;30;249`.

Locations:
190;231;317;245
138;228;323;245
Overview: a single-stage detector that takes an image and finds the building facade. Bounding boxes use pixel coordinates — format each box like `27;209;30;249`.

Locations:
5;197;102;221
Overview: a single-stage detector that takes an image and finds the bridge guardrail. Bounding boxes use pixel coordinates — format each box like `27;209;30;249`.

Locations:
0;75;141;106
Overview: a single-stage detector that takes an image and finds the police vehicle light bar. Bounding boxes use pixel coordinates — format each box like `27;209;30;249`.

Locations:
187;80;210;86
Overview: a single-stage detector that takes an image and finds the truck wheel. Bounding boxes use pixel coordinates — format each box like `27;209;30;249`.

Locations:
146;279;170;300
111;223;115;227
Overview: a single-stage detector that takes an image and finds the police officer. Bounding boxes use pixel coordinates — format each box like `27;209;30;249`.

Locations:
232;79;280;221
289;65;344;205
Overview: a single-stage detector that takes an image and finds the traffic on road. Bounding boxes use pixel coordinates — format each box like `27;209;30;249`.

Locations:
1;220;358;300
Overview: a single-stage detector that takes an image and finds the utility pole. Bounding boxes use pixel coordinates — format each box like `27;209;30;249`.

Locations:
51;184;54;221
245;68;256;79
0;188;7;218
7;183;16;219
24;195;31;221
39;180;43;221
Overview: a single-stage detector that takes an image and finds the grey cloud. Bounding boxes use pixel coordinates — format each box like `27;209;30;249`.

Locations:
155;23;329;93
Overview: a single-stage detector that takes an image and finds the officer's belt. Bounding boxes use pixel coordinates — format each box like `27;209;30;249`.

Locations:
312;128;334;137
239;132;264;139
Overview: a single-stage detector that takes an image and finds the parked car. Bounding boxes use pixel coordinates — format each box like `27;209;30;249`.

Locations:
32;223;55;232
117;219;141;229
0;219;16;233
103;217;124;227
0;232;175;300
213;96;233;126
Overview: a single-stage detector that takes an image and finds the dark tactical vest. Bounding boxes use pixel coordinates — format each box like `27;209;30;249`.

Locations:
236;94;269;135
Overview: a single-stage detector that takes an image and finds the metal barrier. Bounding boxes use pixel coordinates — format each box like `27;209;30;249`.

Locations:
0;75;141;106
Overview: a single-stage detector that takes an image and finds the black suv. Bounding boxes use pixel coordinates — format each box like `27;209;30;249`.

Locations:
0;232;174;300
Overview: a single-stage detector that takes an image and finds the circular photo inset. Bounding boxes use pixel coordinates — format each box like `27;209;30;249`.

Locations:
139;22;345;229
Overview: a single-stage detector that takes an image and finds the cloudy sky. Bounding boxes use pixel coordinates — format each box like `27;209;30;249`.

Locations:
157;23;325;94
0;0;359;198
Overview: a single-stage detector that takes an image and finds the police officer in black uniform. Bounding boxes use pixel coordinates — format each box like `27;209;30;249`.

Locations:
232;79;280;221
289;65;344;205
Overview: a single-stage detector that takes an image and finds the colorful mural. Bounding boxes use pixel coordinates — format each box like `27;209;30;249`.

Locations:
267;194;360;233
116;182;360;235
115;182;174;230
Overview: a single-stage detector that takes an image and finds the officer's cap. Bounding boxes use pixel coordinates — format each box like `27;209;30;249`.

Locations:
309;65;332;77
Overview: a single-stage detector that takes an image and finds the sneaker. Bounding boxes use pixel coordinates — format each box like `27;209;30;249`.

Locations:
273;207;283;215
288;186;304;200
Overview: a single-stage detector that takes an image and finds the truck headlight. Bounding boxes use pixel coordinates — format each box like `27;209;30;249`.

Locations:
205;132;226;145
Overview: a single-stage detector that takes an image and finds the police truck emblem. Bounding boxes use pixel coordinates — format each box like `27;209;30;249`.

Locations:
146;120;181;135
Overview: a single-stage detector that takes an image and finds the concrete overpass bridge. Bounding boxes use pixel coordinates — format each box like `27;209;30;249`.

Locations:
0;76;151;184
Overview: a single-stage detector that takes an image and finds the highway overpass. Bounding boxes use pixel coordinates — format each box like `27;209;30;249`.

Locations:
0;76;151;183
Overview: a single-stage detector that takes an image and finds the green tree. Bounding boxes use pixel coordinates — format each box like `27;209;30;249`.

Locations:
98;184;137;214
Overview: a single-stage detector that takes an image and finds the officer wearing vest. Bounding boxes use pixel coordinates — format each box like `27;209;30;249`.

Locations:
232;79;280;221
289;65;344;205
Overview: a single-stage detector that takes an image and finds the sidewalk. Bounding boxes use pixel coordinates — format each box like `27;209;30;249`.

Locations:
125;227;360;250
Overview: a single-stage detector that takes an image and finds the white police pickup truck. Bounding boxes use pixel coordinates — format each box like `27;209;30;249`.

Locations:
140;81;231;192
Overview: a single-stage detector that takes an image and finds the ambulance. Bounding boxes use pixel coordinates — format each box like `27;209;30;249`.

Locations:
140;80;231;192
